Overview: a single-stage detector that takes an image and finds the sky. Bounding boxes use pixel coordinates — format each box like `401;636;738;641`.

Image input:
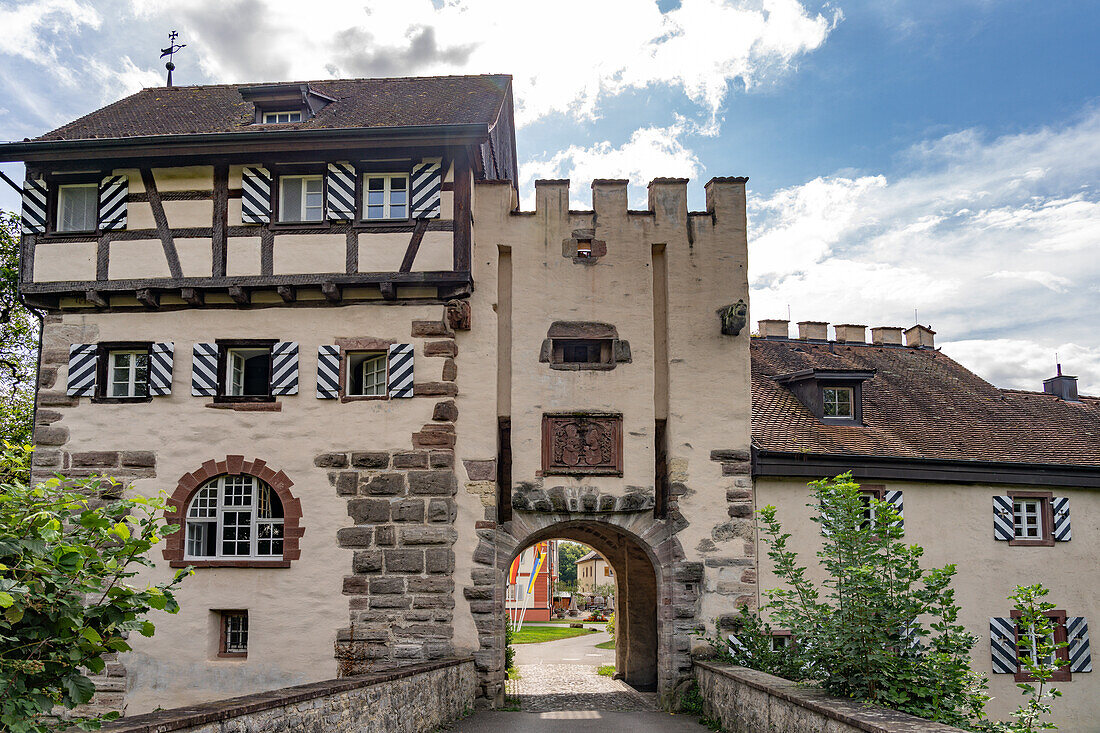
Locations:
0;0;1098;392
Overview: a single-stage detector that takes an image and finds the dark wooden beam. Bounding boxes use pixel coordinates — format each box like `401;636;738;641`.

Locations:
136;289;160;309
277;285;296;303
380;282;397;301
140;169;183;279
228;286;249;305
84;290;108;309
181;287;204;306
321;282;341;303
453;148;472;272
399;219;429;273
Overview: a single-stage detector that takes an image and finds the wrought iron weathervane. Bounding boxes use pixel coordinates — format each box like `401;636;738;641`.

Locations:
160;30;186;87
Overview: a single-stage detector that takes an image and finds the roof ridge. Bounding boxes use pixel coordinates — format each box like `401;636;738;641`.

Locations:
134;73;514;93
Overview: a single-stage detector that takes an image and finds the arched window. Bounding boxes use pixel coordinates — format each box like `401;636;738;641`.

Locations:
185;475;285;559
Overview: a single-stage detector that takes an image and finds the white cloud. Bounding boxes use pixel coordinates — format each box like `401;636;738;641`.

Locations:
521;121;704;208
941;339;1100;396
0;0;100;77
133;0;838;126
748;108;1100;389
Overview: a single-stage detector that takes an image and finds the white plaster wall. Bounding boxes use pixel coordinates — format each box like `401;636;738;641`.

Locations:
34;242;96;282
109;240;171;279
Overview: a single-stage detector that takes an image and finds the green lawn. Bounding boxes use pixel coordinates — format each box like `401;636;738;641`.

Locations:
595;640;615;650
511;626;597;644
526;618;608;625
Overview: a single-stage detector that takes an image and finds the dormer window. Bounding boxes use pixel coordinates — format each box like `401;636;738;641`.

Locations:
262;110;302;124
823;387;854;419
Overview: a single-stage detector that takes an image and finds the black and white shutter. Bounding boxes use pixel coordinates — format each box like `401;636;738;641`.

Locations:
66;344;97;397
326;162;356;220
20;179;48;234
191;343;218;396
990;617;1018;674
241;166;272;224
993;496;1014;541
317;345;341;399
410;159;442;219
883;490;903;529
148;342;174;396
1067;616;1092;673
98;174;128;230
270;342;299;396
387;343;414;398
1052;496;1071;542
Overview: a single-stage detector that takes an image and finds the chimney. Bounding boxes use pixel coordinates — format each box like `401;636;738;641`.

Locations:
1043;365;1080;402
871;326;904;345
797;321;828;341
904;324;936;349
834;324;866;344
758;319;789;339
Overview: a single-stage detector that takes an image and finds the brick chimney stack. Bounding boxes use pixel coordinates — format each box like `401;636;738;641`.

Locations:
904;324;936;349
758;319;789;339
1043;365;1080;402
834;324;866;344
797;321;828;341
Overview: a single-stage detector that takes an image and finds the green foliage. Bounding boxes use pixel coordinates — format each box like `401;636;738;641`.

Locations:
699;607;810;682
974;585;1066;733
504;625;515;673
0;213;38;445
756;473;989;728
607;611;615;643
596;664;615;677
556;541;587;585
0;444;188;732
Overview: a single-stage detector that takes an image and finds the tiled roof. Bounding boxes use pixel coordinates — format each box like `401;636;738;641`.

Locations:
35;75;512;141
576;551;603;563
752;338;1100;466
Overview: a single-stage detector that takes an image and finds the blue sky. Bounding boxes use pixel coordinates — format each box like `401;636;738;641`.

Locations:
1;0;1098;391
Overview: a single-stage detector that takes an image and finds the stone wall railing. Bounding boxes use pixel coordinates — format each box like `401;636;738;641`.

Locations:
695;662;969;733
100;658;476;733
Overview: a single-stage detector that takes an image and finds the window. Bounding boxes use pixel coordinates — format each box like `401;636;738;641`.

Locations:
225;347;271;398
1008;491;1054;546
823;387;854;418
57;183;98;232
107;350;149;398
1012;609;1070;682
262;110;301;124
604;566;611;577
770;632;793;652
186;475;284;560
363;174;408;220
279;175;323;222
219;611;248;657
347;352;387;397
858;487;885;530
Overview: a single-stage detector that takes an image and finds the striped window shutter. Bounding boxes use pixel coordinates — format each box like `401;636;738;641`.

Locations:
191;343;218;396
326;162;356;220
1052;497;1071;542
990;617;1018;674
98;174;128;230
387;343;414;398
241;166;272;224
66;344;97;397
20;179;48;234
317;345;341;399
993;496;1014;541
410;159;442;219
271;342;299;396
148;342;175;396
883;490;903;529
1067;617;1092;673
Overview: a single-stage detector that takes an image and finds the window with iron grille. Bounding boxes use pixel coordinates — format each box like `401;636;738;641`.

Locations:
220;611;248;657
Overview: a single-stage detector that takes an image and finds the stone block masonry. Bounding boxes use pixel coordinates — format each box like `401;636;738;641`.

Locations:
98;659;476;733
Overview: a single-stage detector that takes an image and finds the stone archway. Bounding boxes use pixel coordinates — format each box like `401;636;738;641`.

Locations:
469;509;694;704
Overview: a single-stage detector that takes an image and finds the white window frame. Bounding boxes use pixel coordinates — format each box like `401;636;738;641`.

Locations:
185;475;285;560
278;174;324;222
347;351;388;397
225;347;271;397
822;386;854;419
262;110;302;124
1014;498;1043;539
56;182;98;232
363;173;409;221
107;349;149;398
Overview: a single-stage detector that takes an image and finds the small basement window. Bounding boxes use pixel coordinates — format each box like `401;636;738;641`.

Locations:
823;387;854;418
279;175;323;222
262;110;302;124
219;611;249;657
57;183;98;232
347;351;387;397
364;174;409;220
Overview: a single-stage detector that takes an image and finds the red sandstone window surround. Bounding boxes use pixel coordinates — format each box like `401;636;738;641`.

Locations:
163;456;303;568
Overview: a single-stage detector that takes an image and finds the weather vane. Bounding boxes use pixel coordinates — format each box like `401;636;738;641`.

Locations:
160;30;186;87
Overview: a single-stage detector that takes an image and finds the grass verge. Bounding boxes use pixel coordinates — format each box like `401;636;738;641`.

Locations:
597;665;615;677
511;625;597;644
595;640;615;649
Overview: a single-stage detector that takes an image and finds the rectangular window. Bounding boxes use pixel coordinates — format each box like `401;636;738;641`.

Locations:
1008;491;1054;546
347;351;388;397
225;347;272;397
279;175;323;222
220;611;248;657
1012;609;1070;682
57;183;98;232
823;387;854;418
364;174;409;220
106;350;149;398
262;111;301;124
551;339;613;368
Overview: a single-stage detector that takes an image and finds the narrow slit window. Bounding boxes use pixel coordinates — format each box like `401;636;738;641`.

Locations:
57;183;98;232
363;174;409;220
279;175;323;222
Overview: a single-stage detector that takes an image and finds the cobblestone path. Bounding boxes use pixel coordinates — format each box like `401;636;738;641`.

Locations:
506;663;659;712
